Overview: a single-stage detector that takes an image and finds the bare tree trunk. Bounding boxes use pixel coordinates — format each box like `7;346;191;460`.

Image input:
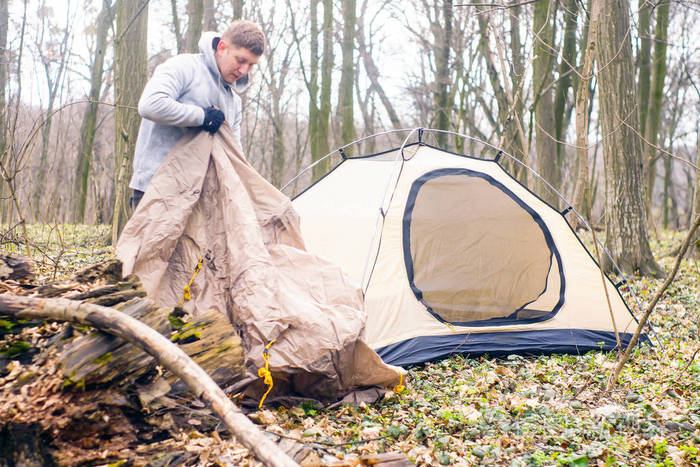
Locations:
356;12;401;130
637;0;651;135
0;295;298;467
112;0;148;245
337;0;356;152
476;13;508;137
642;0;670;222
307;0;321;177
434;0;452;147
232;0;243;20
0;0;7;221
170;0;184;52
662;155;671;229
553;0;577;172
185;0;204;53
532;0;558;206
0;0;7;160
33;5;73;218
476;10;527;177
596;0;660;276
508;1;527;183
692;130;700;259
203;0;216;30
572;0;600;221
73;0;112;224
0;0;26;226
317;0;332;170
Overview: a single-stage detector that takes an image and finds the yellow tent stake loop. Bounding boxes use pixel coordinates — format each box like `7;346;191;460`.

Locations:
392;371;405;394
177;256;203;307
258;338;277;409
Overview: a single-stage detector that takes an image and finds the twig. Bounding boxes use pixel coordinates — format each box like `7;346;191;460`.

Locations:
617;117;700;171
455;0;539;6
273;431;391;448
606;215;700;391
676;348;700;377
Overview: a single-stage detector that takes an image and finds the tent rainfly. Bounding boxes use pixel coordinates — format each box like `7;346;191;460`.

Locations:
290;129;648;367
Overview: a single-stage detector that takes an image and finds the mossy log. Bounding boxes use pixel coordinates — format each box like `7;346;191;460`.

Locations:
60;298;245;391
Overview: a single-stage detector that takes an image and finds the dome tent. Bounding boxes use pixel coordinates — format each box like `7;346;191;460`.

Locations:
288;129;649;367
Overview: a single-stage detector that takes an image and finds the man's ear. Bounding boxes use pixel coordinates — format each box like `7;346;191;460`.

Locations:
216;39;227;53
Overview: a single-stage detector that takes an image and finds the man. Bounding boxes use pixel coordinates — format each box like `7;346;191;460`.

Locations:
129;20;264;208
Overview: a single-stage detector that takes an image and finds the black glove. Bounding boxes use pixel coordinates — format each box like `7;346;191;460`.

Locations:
201;107;225;134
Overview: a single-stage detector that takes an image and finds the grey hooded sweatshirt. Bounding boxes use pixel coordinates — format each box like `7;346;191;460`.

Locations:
129;32;249;192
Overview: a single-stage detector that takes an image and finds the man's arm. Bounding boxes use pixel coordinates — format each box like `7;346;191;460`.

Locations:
138;57;205;127
231;105;242;142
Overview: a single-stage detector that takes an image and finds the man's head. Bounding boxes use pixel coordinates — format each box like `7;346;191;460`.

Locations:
215;20;264;84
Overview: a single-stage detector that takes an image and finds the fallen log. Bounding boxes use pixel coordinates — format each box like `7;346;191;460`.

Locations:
0;294;298;467
0;254;34;282
60;298;245;391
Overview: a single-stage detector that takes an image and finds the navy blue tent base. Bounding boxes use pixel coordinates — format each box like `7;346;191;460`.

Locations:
376;329;650;367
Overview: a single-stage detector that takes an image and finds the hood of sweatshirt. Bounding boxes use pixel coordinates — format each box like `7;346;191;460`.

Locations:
198;31;250;94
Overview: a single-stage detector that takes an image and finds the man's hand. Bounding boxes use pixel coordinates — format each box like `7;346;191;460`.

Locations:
201;107;225;134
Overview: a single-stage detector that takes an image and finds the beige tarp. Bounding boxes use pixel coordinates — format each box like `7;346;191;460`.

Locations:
115;126;402;403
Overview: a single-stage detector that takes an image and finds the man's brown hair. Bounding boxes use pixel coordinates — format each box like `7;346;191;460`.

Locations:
221;20;264;56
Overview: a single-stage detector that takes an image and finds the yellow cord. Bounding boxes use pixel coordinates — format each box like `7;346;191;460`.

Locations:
393;371;405;394
178;256;203;307
258;338;277;409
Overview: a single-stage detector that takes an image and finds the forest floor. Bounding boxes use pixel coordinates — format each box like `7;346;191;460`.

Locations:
0;224;698;466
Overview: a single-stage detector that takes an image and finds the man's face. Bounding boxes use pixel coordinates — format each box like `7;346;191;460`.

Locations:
215;41;260;84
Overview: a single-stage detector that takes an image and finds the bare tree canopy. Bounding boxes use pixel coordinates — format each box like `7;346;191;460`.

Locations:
0;0;697;275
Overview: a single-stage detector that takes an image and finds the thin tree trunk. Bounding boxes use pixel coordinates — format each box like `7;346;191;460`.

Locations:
477;10;525;173
572;0;600;221
434;0;453;147
73;0;112;224
308;0;321;178
642;0;670;222
232;0;243;20
476;13;509;138
356;8;401;130
553;0;577;173
0;0;7;222
1;0;27;226
0;0;7;161
637;0;651;135
170;0;184;52
663;154;671;229
338;0;356;153
185;0;204;53
596;0;660;276
692;130;700;259
532;0;558;206
203;0;216;30
508;1;527;183
112;0;148;245
0;294;298;467
270;91;285;187
318;0;332;168
33;5;72;219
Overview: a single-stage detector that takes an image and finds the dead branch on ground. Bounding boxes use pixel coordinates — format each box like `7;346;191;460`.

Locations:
0;294;298;467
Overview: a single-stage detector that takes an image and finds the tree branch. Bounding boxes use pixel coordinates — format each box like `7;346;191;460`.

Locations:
606;214;700;391
0;295;298;467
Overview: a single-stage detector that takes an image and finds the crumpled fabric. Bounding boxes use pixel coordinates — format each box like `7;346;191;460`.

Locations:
116;126;403;402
